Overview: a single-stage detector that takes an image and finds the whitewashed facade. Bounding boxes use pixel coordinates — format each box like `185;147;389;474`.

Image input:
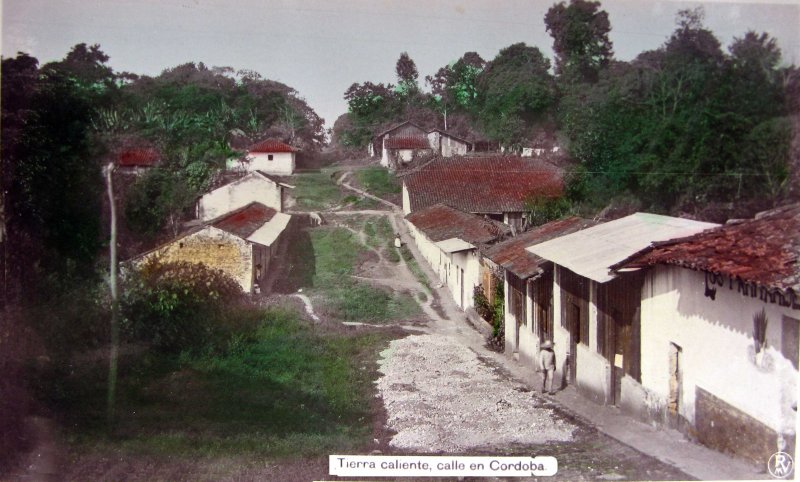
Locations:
406;221;481;310
632;264;798;465
197;171;288;221
244;151;295;175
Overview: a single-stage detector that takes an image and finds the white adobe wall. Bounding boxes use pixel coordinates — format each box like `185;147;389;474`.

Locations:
197;174;282;221
442;137;468;157
640;264;798;436
246;152;295;175
551;267;570;389
405;220;480;310
504;274;538;367
574;280;614;404
402;183;412;215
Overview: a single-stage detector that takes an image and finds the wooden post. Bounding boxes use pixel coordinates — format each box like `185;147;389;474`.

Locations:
104;163;120;429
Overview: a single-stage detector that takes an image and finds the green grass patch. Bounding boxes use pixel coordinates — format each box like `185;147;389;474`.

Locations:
355;167;401;198
308;227;420;323
400;245;432;294
317;283;420;323
53;307;392;458
385;243;401;263
309;227;362;287
292;171;343;210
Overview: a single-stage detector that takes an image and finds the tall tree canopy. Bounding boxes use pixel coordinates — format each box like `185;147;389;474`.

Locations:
545;0;613;83
475;43;557;146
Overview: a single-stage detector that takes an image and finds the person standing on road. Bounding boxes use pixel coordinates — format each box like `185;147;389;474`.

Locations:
539;340;556;395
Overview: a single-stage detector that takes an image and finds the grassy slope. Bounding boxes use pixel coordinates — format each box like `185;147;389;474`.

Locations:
309;226;419;322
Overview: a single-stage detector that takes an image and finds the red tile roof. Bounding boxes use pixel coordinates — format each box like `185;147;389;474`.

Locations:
406;204;510;245
614;203;800;293
482;217;597;279
404;156;563;214
212;202;277;239
385;136;431;150
118;148;160;167
248;139;297;153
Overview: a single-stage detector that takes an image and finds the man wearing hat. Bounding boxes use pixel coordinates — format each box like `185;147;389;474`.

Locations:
539;340;556;395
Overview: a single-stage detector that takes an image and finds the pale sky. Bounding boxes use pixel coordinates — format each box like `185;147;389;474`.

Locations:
3;0;799;128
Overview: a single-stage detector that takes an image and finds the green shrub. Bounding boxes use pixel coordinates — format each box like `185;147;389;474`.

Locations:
473;285;493;323
121;260;251;354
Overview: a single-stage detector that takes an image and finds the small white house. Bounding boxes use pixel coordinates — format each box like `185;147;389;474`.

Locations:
242;139;297;175
406;204;509;310
196;170;294;221
427;129;471;157
130;202;292;294
613;204;799;466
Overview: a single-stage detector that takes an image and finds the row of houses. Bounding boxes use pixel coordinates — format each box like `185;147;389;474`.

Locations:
121;140;299;294
401;154;798;466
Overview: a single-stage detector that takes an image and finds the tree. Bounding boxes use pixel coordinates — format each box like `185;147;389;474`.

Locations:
476;43;557;146
545;0;613;83
395;52;419;95
2;52;103;303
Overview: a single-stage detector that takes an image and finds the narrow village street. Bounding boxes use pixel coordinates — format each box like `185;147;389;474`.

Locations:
286;174;704;481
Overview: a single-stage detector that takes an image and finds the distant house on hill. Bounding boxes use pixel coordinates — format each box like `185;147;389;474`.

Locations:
116;147;161;174
612;204;799;466
406;204;510;311
382;135;432;168
241;139;297;175
401;155;563;230
369;121;429;165
196;170;294;221
427;129;471;158
130;202;292;294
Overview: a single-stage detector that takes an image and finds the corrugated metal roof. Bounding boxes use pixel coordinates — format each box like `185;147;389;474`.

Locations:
212;202;277;239
404;156;563;214
614;203;800;293
526;213;718;283
406;203;510;245
436;238;475;253
247;212;292;247
385;136;431;149
248;139;297;153
482;217;596;279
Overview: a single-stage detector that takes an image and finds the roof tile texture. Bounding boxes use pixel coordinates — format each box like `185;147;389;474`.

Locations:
248;139;296;153
212;202;277;239
618;203;800;292
404;156;563;214
482;217;596;279
118;148;160;167
406;204;510;245
385;136;431;150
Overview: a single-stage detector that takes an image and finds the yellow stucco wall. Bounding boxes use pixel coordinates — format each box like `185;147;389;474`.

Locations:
134;226;254;292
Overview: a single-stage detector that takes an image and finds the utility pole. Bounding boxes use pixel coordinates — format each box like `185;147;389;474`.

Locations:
104;163;120;429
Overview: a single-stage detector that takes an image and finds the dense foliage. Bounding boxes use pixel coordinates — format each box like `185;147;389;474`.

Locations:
336;5;797;217
121;260;250;354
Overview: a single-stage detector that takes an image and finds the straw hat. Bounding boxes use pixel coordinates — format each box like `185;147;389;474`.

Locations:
540;340;553;349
